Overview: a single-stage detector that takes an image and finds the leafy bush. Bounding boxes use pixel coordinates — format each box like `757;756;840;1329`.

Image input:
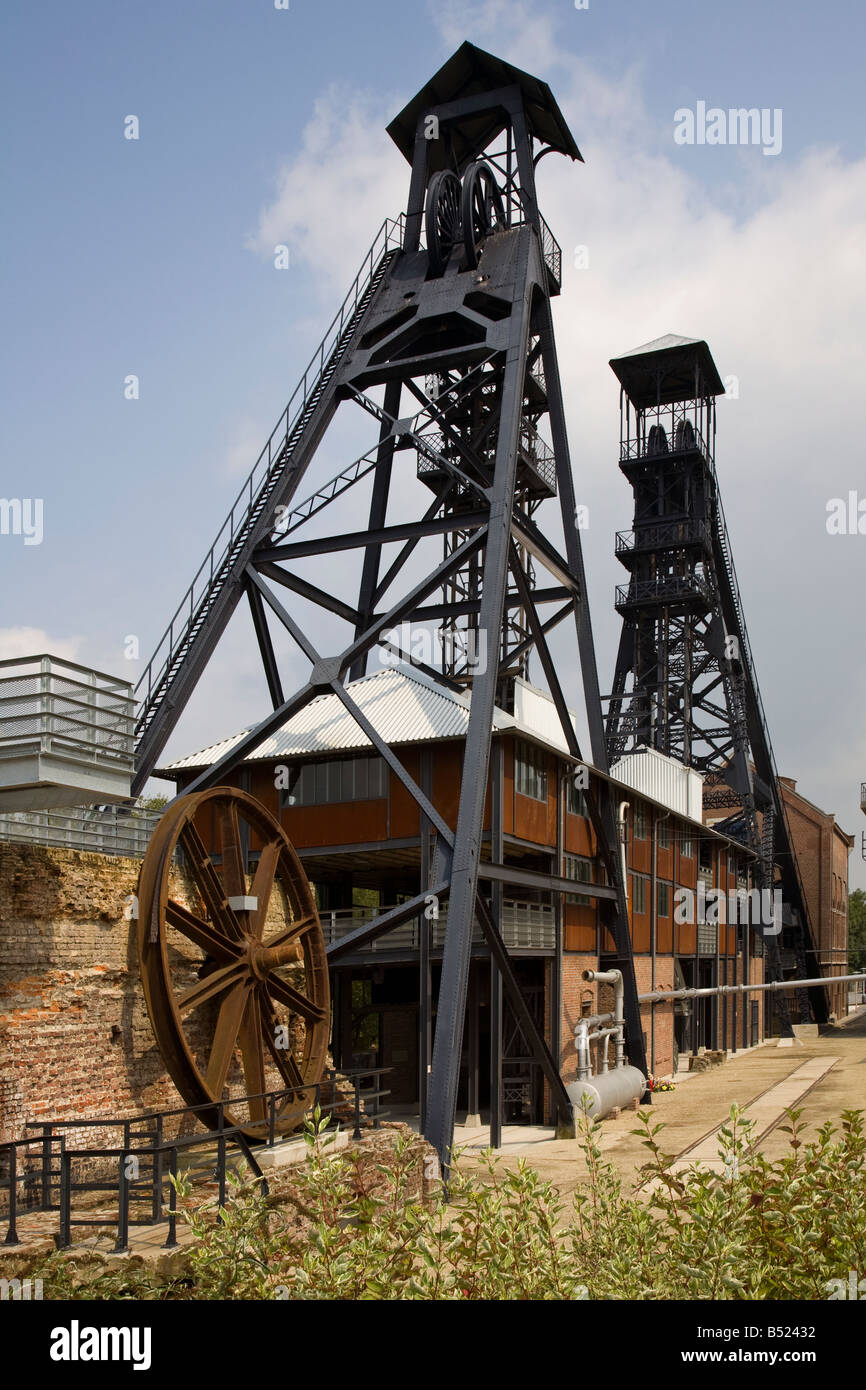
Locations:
21;1104;866;1299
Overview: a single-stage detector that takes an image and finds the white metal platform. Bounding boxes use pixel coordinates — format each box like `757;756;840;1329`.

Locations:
0;654;134;811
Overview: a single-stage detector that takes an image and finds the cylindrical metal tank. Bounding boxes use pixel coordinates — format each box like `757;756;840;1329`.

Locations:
566;1067;646;1119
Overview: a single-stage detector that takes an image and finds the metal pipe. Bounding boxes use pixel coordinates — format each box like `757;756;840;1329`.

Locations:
574;1020;590;1080
574;974;865;1075
637;973;866;1004
617;802;630;907
650;809;670;1075
580;1011;617;1029
583;968;625;1068
588;1026;619;1073
575;1022;619;1077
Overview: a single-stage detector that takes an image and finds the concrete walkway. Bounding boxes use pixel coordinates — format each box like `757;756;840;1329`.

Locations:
670;1055;839;1174
468;1007;866;1194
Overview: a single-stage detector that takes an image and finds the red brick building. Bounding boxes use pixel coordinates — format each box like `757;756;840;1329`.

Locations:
776;777;852;1020
703;772;854;1023
162;667;765;1124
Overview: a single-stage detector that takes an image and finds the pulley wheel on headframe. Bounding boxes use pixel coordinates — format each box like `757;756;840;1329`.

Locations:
425;169;462;275
461;160;506;268
137;786;330;1140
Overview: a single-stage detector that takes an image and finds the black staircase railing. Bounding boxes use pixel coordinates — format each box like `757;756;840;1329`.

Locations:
133;217;406;758
710;479;821;1019
615;574;713;610
1;1069;391;1253
615;520;712;556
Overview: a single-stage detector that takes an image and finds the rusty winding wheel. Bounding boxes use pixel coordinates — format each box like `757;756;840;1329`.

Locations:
137;787;330;1139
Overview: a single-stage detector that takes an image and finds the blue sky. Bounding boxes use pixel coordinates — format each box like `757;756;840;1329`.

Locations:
2;0;865;884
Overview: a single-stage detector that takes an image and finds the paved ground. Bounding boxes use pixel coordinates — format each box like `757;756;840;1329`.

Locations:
459;1007;866;1197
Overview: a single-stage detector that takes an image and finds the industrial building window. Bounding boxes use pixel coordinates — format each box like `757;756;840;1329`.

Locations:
631;873;648;913
283;756;387;807
565;774;588;817
516;739;547;801
657;818;671;849
564;853;592;906
632;801;648;840
657;881;672;917
680;830;693;858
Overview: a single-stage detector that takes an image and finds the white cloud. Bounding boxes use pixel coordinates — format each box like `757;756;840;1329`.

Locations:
246;86;408;294
0;628;82;662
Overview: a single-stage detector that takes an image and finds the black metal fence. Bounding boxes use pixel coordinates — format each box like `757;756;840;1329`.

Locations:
1;1068;390;1253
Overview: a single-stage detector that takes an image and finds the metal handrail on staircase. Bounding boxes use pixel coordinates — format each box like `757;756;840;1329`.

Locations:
711;482;819;972
133;215;406;752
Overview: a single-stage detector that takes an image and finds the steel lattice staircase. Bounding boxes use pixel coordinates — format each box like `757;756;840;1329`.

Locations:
710;485;822;1006
132;220;404;790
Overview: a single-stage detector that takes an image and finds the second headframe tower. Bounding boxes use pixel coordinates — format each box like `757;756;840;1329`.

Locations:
605;334;827;1026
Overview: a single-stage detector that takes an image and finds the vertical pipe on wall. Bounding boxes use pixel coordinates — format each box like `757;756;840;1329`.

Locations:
552;759;563;1122
715;845;722;1049
490;739;504;1148
650;809;670;1076
419;748;433;1128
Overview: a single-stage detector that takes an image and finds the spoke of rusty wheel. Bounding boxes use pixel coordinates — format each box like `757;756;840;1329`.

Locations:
179;821;242;941
219;800;248;902
266;973;328;1024
237;991;267;1121
249;840;281;940
205;980;253;1098
261;995;306;1090
177;959;249;1015
260;913;317;960
166;900;241;962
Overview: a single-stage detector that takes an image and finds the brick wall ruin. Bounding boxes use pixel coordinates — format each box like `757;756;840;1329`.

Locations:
0;842;195;1144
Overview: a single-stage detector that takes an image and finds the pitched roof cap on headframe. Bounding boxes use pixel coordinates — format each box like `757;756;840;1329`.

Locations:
386;41;582;174
609;334;725;408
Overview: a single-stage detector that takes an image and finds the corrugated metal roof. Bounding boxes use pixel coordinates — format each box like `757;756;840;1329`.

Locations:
612;333;700;358
609;334;725;406
611;745;704;823
386;42;582;173
161;666;515;773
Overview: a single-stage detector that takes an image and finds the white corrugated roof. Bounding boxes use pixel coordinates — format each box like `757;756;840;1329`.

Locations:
161;665;516;772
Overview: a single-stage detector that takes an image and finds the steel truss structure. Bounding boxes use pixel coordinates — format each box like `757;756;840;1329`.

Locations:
131;43;648;1166
604;335;827;1026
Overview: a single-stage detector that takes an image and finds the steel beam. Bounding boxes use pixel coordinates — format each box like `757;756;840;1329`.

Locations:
538;294;650;1086
480;860;617;901
425;233;534;1169
246;581;284;710
326;884;448;961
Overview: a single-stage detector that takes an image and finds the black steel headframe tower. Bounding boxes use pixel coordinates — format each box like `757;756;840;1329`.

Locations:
131;43;648;1167
604;335;827;1025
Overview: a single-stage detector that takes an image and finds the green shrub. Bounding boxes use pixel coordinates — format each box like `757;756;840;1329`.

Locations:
22;1104;866;1300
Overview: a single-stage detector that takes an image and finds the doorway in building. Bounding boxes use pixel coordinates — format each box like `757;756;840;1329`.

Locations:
333;957;549;1125
673;957;718;1056
501;959;546;1125
674;957;694;1059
